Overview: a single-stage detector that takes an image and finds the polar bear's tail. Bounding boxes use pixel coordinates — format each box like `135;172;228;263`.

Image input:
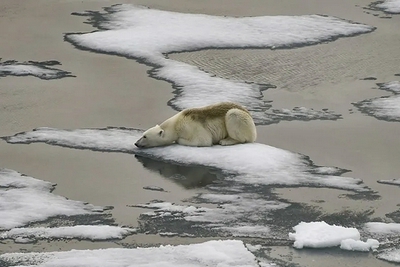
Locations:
225;108;257;143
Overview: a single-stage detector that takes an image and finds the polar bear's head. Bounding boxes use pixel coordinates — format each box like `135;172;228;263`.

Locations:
135;125;172;148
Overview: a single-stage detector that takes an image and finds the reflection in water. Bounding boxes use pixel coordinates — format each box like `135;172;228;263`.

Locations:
135;155;218;189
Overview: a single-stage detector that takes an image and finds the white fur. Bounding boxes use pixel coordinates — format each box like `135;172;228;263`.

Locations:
135;102;257;148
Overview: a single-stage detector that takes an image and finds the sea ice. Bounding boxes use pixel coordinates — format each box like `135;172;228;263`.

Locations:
65;4;373;124
0;60;74;80
289;221;360;249
378;249;400;263
364;222;400;235
0;225;136;241
354;81;400;121
3;127;372;238
377;178;400;186
0;168;104;230
340;238;379;251
376;0;400;13
3;127;369;191
0;240;259;267
377;81;400;94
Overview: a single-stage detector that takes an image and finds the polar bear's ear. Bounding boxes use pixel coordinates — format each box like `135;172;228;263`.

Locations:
158;129;164;137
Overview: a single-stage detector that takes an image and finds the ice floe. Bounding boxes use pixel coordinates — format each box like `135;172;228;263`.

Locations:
3;127;373;238
0;225;136;242
378;249;400;263
0;168;104;230
289;221;361;249
0;240;260;267
65;4;374;124
364;222;400;235
375;0;400;13
353;81;400;122
0;60;74;80
378;178;400;186
3;127;369;191
340;238;379;251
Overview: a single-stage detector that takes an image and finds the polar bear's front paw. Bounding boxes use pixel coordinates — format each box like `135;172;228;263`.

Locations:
219;138;240;146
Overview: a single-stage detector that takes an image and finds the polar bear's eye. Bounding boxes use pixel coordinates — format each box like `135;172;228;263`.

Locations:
143;135;147;139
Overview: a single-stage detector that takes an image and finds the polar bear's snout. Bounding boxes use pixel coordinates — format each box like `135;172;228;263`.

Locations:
134;140;143;148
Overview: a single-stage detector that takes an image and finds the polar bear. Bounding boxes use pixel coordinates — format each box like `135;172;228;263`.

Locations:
135;102;257;148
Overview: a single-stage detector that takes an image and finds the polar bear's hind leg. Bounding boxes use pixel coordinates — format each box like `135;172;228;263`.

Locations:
220;108;256;146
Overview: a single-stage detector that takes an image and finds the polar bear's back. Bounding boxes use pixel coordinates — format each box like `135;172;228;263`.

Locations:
181;102;250;122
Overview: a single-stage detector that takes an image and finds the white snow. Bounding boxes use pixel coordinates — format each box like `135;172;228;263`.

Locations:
5;127;369;192
5;127;141;152
376;0;400;13
378;81;400;93
378;249;400;263
0;62;72;80
0;225;136;241
356;95;400;121
364;222;400;235
355;81;400;121
0;168;104;230
378;178;400;186
0;65;56;77
66;4;373;121
0;240;259;267
289;221;360;249
340;238;379;251
68;5;373;59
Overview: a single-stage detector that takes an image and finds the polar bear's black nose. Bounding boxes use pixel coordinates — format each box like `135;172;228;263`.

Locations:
134;142;141;148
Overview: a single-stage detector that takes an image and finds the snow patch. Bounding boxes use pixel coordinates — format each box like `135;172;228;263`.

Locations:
3;127;369;191
289;221;360;249
378;249;400;263
376;0;400;13
364;222;400;235
377;178;400;186
0;225;136;241
65;4;373;124
340;238;379;251
0;240;259;267
353;81;400;122
0;60;74;80
0;168;104;230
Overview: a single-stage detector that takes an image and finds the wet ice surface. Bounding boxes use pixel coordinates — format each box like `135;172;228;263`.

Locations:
0;169;105;230
364;222;400;235
2;127;377;242
353;81;400;121
64;4;374;125
288;221;379;252
0;226;136;242
0;240;260;267
289;221;359;249
377;178;400;186
0;168;135;244
2;127;368;191
377;249;400;263
372;0;400;13
0;60;75;80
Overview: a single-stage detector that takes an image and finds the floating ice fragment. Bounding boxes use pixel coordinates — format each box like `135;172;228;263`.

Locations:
0;225;136;241
340;238;379;251
0;240;259;267
289;221;360;249
0;168;104;230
